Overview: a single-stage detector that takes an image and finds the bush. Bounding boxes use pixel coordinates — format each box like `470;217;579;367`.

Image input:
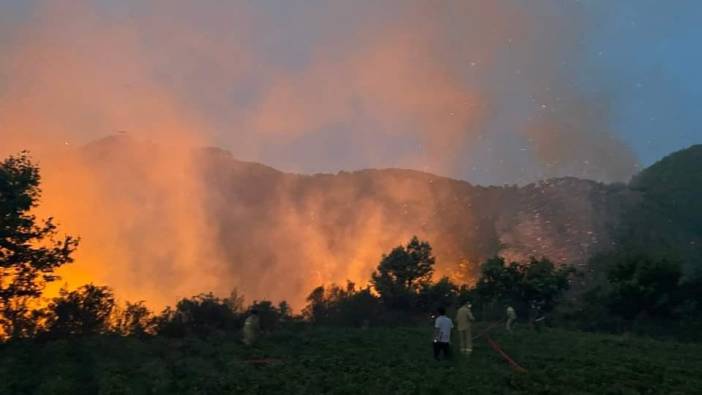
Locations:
112;301;156;336
303;282;384;326
416;277;458;313
45;284;116;337
248;300;293;331
474;256;574;320
155;293;243;337
605;254;683;320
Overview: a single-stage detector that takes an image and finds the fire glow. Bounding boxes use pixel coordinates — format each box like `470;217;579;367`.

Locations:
1;1;639;308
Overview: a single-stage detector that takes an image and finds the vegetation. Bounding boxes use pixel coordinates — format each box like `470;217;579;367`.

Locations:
1;150;702;393
2;325;702;394
604;254;683;320
303;282;381;326
371;236;436;310
0;153;78;339
622;144;702;274
45;284;116;338
560;252;702;338
473;256;574;320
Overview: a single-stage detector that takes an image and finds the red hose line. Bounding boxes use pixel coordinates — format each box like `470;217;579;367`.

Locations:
485;335;528;373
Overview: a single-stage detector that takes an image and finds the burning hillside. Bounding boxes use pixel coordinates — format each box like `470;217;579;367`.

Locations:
32;135;628;308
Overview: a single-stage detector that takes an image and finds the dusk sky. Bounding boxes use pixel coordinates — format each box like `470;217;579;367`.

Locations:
1;0;700;185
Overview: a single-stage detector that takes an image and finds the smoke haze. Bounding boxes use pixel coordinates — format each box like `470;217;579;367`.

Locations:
1;0;642;179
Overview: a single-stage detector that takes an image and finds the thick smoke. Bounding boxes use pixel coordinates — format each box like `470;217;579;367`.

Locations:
0;1;642;307
37;137;227;307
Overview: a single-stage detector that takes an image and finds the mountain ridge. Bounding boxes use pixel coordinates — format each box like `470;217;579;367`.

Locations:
60;135;699;305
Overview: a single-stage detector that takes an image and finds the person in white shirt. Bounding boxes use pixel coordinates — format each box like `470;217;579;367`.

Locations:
433;307;453;360
506;306;517;332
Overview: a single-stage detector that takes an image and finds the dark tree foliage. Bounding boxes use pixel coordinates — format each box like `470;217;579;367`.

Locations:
153;291;292;337
0;152;79;338
45;284;116;337
277;301;293;322
224;288;246;314
678;275;702;318
474;257;522;305
248;300;291;331
304;240;458;325
303;282;382;326
416;277;459;312
622;145;702;274
605;254;683;320
113;301;156;337
155;292;243;337
475;256;574;315
565;251;702;337
371;236;435;309
303;286;327;323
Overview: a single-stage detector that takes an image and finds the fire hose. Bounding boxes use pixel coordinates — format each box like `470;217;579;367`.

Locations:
472;321;528;373
244;358;283;365
485;335;528;372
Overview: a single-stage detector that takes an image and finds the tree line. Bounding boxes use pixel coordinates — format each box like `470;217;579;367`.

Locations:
1;152;701;342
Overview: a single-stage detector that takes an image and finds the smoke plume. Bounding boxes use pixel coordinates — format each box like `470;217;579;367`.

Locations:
0;0;641;307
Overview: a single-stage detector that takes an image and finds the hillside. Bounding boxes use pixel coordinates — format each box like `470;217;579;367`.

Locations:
621;144;702;273
61;136;699;305
196;147;625;301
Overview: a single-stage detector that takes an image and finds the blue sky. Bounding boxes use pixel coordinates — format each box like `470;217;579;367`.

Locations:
590;0;702;166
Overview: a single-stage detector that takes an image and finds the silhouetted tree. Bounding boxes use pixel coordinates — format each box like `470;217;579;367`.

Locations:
155;292;243;337
474;257;521;304
113;301;156;336
371;236;435;309
46;284;115;337
248;300;289;330
277;301;293;322
303;286;329;323
224;288;246;314
475;256;573;316
521;257;575;312
0;152;79;338
417;277;459;312
302;282;382;326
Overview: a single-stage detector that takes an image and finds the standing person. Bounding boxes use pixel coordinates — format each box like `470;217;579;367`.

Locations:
529;301;544;332
433;307;453;361
242;309;260;346
506;306;517;333
456;301;475;354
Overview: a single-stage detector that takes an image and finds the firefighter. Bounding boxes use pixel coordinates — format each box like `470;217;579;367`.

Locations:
529;301;545;332
242;309;261;346
506;306;517;332
456;301;476;354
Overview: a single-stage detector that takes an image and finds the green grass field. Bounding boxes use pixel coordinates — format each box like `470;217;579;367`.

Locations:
1;324;701;394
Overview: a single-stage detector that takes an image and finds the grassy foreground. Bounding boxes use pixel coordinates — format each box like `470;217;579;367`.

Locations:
1;324;701;394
